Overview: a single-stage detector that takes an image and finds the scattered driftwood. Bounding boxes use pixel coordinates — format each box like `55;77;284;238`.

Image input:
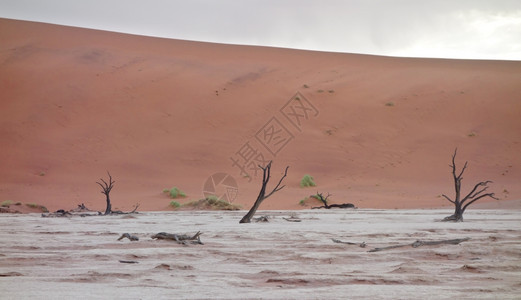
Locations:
283;217;302;222
42;204;101;218
151;231;203;245
332;238;366;248
253;216;270;222
118;233;139;241
441;149;498;222
42;203;139;218
368;238;470;253
111;203;140;215
311;192;356;209
119;260;139;264
240;161;289;223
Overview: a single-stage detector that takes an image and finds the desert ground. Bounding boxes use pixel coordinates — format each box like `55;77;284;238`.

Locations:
1;209;520;299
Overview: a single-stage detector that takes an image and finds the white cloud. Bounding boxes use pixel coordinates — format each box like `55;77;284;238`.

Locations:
1;0;520;60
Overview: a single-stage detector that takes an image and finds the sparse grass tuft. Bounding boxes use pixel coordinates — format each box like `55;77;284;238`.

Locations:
184;196;241;211
300;175;316;187
303;84;309;88
1;200;13;207
26;203;48;212
385;102;395;107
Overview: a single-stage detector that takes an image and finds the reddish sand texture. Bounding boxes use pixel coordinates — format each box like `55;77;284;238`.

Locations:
1;18;520;212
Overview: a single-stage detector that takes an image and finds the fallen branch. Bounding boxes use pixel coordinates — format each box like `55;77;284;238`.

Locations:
253;216;270;222
283;217;302;222
117;233;139;241
151;231;203;245
368;238;470;252
119;260;139;264
332;238;366;248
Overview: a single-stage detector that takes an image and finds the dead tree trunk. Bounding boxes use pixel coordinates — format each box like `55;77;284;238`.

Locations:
96;172;115;215
441;149;498;222
240;161;289;223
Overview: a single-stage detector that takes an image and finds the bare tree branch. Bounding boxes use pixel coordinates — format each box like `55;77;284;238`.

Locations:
240;161;289;223
442;149;497;222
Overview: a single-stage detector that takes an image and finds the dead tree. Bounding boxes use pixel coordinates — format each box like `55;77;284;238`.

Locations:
441;149;498;222
311;192;355;209
96;172;115;215
239;161;289;223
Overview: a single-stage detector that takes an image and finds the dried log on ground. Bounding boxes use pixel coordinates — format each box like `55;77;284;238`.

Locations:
119;260;139;264
253;216;270;222
111;203;140;215
117;233;139;241
42;203;139;218
368;238;470;252
332;239;366;248
151;231;203;245
283;217;302;222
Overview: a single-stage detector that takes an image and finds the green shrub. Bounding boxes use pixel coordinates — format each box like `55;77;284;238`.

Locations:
184;196;241;211
168;187;186;198
299;198;307;206
300;175;316;187
169;201;181;209
1;200;13;207
26;203;48;212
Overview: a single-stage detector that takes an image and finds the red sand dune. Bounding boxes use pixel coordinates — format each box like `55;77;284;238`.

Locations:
1;18;520;212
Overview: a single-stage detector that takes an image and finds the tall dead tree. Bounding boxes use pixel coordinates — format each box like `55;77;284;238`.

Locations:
96;172;115;215
239;161;289;223
441;149;498;222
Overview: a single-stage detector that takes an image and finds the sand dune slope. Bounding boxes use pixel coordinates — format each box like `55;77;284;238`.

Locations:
1;18;520;212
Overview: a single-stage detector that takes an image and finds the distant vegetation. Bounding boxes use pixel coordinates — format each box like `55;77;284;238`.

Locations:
26;203;48;212
300;175;316;187
169;201;181;208
1;200;13;207
299;194;325;206
170;195;241;211
164;187;186;199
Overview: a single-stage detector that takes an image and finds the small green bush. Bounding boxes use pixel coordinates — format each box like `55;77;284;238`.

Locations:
169;201;181;209
299;198;307;206
300;175;316;187
168;187;186;198
1;200;13;207
25;203;49;212
184;197;241;211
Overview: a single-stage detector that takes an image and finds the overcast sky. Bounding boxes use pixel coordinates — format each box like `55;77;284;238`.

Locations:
1;0;520;60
